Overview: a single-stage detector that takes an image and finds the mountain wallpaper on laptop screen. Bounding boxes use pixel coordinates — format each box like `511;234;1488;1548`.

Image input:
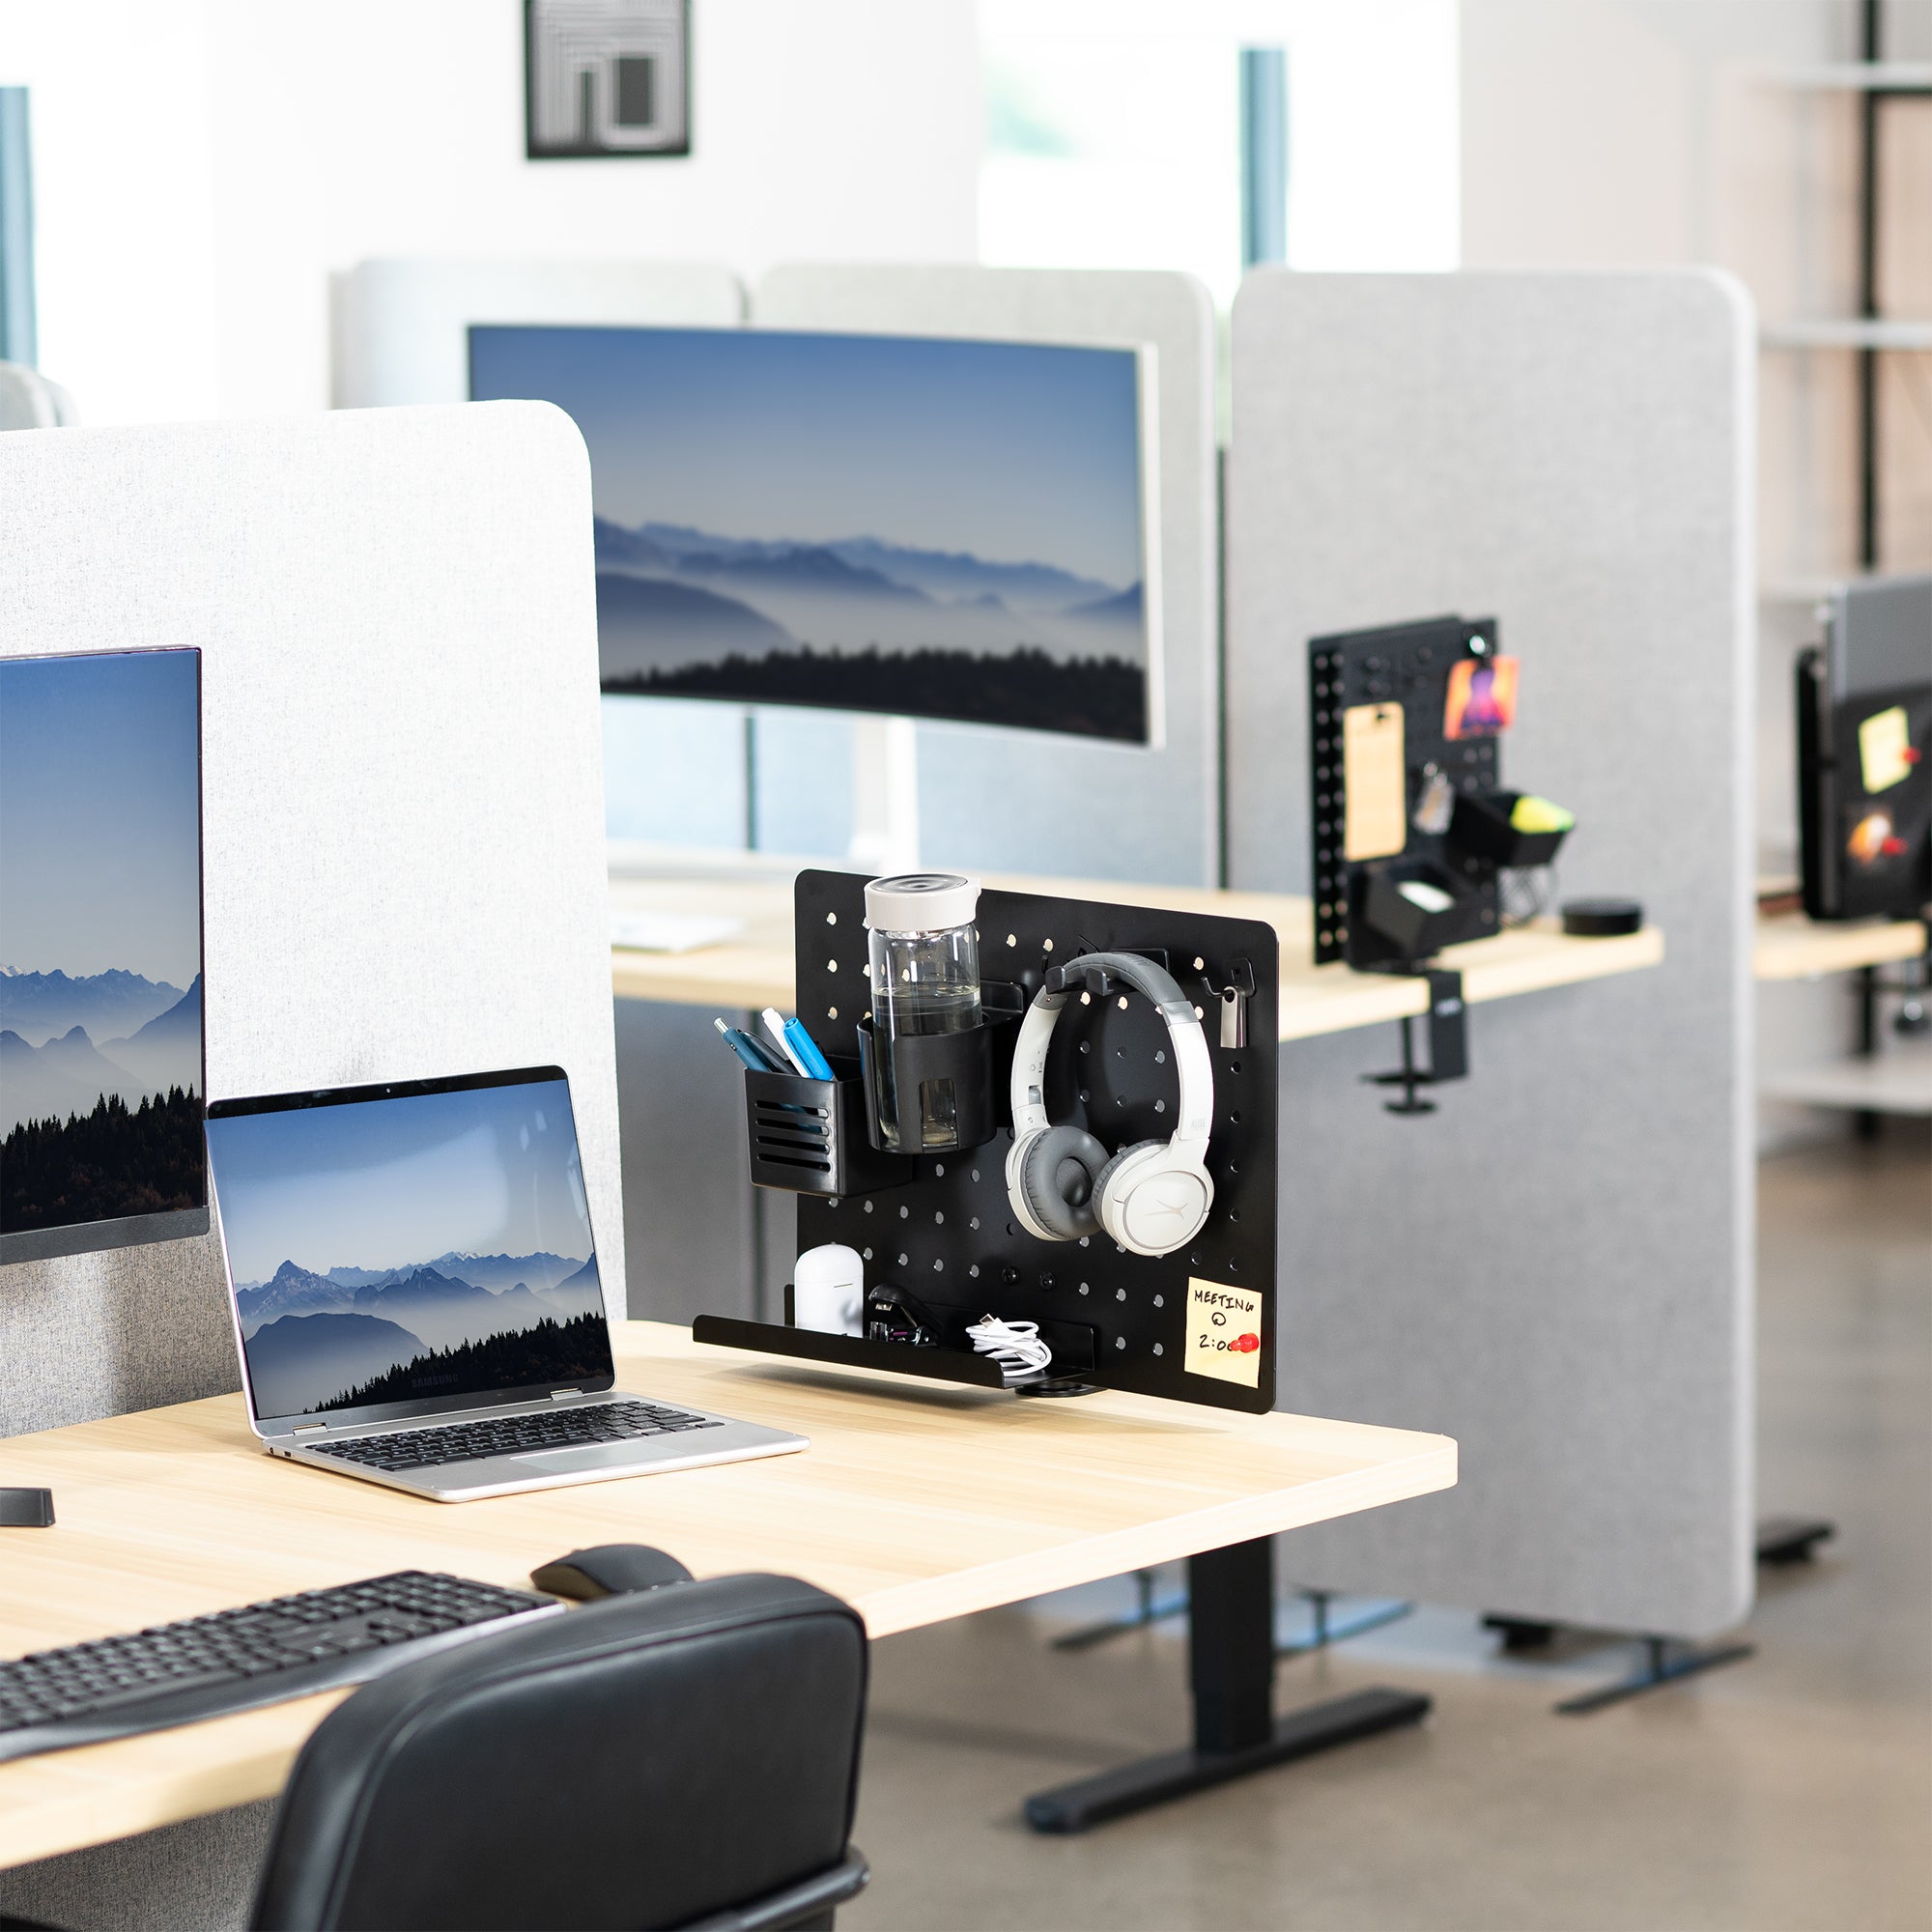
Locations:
469;326;1151;742
0;651;205;1236
205;1077;612;1418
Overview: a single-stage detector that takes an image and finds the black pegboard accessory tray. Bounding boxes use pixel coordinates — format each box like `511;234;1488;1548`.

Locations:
691;870;1282;1415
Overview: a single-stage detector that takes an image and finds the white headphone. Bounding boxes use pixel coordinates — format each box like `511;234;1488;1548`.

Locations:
1005;952;1215;1259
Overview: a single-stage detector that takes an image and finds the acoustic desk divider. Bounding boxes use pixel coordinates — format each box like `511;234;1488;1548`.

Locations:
1226;268;1755;1663
694;872;1281;1412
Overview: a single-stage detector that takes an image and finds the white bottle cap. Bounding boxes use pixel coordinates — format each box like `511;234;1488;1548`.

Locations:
864;872;980;934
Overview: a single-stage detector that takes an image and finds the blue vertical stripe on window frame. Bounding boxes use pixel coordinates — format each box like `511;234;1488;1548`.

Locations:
0;88;36;367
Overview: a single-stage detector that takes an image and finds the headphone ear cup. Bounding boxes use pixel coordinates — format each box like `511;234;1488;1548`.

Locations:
1092;1139;1160;1247
1017;1124;1109;1240
1096;1141;1213;1258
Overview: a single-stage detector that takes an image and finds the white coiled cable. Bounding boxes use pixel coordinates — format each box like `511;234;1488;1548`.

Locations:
965;1314;1053;1386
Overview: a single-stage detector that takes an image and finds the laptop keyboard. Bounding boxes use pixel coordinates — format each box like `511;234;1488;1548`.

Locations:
0;1571;554;1766
312;1400;724;1473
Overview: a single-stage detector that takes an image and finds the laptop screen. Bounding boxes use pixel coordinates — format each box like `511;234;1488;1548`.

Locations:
205;1067;613;1428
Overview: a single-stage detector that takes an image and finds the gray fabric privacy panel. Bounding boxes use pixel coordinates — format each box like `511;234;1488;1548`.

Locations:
0;403;621;1435
333;258;745;407
752;265;1220;887
1227;271;1757;1637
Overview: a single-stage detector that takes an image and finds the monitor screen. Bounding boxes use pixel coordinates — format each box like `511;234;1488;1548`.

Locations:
0;648;207;1264
469;324;1158;743
205;1069;612;1427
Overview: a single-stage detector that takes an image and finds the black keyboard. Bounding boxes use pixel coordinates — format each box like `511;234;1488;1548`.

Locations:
313;1400;723;1473
0;1571;557;1765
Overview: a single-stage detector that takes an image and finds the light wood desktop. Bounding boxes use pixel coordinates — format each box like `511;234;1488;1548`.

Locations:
610;867;1664;1040
1752;910;1926;981
0;1321;1454;1871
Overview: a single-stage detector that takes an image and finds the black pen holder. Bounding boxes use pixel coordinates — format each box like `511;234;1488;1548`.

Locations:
1448;789;1572;868
742;1059;909;1196
1360;862;1489;959
856;1017;997;1155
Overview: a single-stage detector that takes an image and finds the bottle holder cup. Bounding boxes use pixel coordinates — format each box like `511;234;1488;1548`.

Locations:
1448;789;1573;868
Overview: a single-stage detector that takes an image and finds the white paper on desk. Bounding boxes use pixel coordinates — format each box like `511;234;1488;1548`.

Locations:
611;911;748;954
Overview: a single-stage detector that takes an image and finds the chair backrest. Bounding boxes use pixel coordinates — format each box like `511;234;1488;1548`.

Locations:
250;1574;868;1932
0;361;75;429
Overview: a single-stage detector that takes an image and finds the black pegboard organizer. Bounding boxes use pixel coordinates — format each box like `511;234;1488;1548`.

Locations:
1309;613;1507;970
692;871;1281;1415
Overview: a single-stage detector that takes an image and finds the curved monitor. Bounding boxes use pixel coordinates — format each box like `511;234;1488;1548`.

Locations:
1;648;206;1264
469;323;1161;745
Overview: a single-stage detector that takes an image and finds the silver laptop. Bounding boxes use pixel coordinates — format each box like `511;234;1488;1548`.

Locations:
205;1065;804;1501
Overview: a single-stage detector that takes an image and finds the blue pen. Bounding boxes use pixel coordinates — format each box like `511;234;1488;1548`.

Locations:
783;1015;835;1082
714;1017;788;1074
765;1012;827;1090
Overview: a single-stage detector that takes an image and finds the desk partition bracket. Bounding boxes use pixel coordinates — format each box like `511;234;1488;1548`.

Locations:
1364;968;1467;1116
1024;1537;1431;1832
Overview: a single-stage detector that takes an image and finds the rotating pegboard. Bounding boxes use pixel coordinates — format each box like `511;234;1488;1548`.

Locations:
694;870;1281;1415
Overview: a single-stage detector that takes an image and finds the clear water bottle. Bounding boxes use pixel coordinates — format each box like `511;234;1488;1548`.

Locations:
865;873;982;1151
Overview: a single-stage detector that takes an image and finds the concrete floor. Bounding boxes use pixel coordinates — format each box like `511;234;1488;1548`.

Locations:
845;1122;1932;1932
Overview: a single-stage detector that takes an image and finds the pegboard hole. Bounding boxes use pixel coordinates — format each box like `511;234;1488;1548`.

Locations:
1080;991;1092;1007
1229;1060;1240;1074
1006;932;1017;947
826;912;837;924
1078;1283;1090;1295
933;1210;945;1225
1152;1293;1164;1308
1078;1236;1090;1248
1152;1343;1165;1357
899;1205;910;1219
828;1007;838;1021
863;1247;873;1261
1115;1337;1126;1351
1115;1288;1126;1302
933;1161;945;1178
1117;995;1129;1010
1228;1161;1239;1176
1193;1006;1205;1019
971;1168;981;1182
969;1216;980;1231
933;1259;944;1272
968;1264;980;1279
1228;1208;1240;1222
1155;1048;1166;1064
1043;938;1055;952
1229;1110;1241;1123
1155;1100;1166;1114
898;1253;909;1265
863;1200;874;1213
1193;955;1205;971
827;959;838;972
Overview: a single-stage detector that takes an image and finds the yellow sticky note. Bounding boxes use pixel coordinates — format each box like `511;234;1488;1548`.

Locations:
1184;1277;1265;1388
1859;706;1913;793
1343;703;1406;861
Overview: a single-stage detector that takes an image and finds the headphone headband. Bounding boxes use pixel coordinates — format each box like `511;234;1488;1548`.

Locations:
1010;952;1213;1151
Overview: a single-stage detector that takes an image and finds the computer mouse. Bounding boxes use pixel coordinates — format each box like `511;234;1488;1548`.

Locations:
530;1544;696;1602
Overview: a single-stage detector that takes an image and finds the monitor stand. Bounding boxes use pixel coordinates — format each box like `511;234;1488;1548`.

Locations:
847;714;921;874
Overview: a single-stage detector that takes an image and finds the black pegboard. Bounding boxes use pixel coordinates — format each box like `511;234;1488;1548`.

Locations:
1309;614;1505;968
704;870;1281;1416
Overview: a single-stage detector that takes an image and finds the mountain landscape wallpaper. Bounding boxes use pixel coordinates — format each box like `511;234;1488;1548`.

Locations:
0;650;205;1240
204;1076;611;1418
469;325;1154;742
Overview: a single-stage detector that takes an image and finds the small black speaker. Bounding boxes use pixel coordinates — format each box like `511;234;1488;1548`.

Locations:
1561;897;1644;938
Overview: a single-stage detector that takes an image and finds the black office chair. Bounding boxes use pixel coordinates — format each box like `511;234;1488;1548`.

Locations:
249;1570;869;1932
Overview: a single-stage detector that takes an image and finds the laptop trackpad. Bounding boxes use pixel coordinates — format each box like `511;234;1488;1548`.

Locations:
513;1442;658;1471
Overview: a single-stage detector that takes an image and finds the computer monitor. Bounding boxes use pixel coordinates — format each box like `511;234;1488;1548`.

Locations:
1795;578;1931;925
0;648;206;1264
467;324;1161;747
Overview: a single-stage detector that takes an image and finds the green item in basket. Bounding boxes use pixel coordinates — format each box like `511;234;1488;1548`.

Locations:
1510;794;1575;835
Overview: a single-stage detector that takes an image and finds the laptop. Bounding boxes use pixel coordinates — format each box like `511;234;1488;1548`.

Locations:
205;1065;805;1502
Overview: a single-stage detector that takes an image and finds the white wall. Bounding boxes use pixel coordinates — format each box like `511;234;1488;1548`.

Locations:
0;0;981;424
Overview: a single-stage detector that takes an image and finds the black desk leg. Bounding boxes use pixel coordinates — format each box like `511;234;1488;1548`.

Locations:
1024;1537;1432;1833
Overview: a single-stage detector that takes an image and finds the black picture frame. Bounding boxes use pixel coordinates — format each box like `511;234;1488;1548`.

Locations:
525;0;692;160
